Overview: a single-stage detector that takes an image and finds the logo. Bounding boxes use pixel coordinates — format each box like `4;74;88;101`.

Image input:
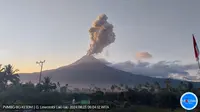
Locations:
180;92;198;110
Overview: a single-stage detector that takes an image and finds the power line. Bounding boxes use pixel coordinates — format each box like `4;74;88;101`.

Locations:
36;60;45;84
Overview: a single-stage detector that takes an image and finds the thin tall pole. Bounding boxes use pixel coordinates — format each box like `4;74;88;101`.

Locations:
36;60;45;84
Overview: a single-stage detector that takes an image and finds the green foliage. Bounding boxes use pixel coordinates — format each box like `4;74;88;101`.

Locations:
40;76;57;92
0;64;20;91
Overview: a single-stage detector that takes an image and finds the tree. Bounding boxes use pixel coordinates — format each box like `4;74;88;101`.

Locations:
144;82;154;92
93;91;104;103
136;84;142;91
0;64;20;91
102;88;107;92
60;86;67;93
0;64;4;72
178;81;188;93
154;81;161;92
165;78;171;91
124;85;129;91
40;76;57;92
111;85;115;92
156;91;178;109
187;82;193;91
94;87;101;91
73;88;80;92
120;84;124;91
57;82;60;88
56;82;60;92
65;84;69;92
116;85;121;92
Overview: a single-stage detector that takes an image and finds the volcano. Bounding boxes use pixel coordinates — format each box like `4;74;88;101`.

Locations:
20;55;199;88
20;56;148;84
20;55;137;84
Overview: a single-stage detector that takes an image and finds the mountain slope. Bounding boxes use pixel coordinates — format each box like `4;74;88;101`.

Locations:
19;55;200;88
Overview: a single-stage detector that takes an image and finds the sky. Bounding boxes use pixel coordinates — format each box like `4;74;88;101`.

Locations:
0;0;200;73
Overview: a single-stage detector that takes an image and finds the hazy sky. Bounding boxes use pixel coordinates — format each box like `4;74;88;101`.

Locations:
0;0;200;73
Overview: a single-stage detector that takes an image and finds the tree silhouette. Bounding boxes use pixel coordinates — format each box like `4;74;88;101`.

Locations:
0;64;19;91
125;85;129;91
57;82;60;88
111;85;115;92
153;81;161;92
178;81;188;93
65;84;69;92
187;82;194;91
40;76;57;92
60;86;67;93
165;78;171;91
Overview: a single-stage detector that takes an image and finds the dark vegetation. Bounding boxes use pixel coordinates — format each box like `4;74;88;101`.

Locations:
0;64;199;112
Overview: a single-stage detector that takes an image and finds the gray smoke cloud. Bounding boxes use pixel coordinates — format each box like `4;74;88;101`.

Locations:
87;14;115;56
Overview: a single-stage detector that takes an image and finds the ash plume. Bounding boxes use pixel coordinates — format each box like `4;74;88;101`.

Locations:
87;14;115;56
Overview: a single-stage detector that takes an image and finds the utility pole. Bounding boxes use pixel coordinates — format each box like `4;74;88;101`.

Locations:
36;60;45;84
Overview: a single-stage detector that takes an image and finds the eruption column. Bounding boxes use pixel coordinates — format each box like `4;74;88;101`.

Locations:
87;14;115;56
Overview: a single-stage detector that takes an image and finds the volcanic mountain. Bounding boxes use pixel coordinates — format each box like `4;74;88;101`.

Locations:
19;55;200;88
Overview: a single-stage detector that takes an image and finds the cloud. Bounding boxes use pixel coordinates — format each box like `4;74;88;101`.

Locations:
135;52;152;60
108;60;199;81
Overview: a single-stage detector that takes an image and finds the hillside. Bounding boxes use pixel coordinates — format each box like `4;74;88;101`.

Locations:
19;55;200;88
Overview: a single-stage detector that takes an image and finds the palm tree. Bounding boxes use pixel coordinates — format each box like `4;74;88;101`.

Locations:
41;76;56;92
0;64;4;71
111;85;115;92
0;64;20;90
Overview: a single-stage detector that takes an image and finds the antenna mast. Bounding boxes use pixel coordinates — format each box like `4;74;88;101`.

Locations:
36;60;45;84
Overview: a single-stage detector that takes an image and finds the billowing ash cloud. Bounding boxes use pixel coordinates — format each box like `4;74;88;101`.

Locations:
87;14;115;56
108;60;199;81
136;52;152;60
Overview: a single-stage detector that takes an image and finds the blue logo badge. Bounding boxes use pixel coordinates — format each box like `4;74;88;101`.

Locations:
180;92;198;110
